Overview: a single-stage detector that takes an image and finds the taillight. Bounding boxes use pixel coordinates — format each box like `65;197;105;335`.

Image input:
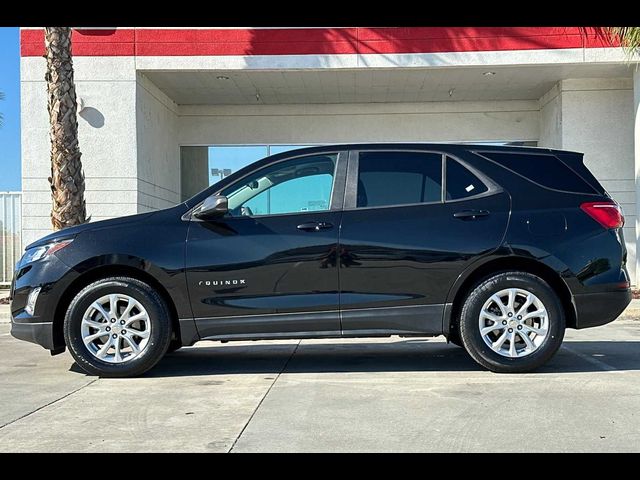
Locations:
580;201;624;229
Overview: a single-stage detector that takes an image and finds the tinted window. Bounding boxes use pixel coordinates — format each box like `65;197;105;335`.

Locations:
222;154;337;216
357;152;442;208
446;157;488;200
481;151;596;194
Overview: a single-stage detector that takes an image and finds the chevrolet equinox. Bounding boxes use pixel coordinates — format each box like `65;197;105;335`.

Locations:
10;144;632;376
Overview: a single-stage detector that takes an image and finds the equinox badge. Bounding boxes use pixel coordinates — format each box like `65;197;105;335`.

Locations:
198;279;247;287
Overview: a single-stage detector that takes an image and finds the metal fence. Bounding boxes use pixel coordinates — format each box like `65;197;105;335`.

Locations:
1;192;22;286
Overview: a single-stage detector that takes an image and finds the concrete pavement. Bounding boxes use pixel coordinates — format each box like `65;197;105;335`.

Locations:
0;314;639;452
0;305;10;323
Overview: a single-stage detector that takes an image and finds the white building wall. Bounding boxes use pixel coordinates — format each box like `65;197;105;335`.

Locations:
634;69;640;287
21;53;639;288
136;74;180;212
20;56;138;247
178;101;540;145
539;84;562;149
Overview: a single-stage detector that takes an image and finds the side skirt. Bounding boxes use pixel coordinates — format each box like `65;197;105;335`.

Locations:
181;303;450;343
341;303;448;336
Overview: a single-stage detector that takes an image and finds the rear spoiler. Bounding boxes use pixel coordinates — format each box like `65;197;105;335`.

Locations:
553;151;608;196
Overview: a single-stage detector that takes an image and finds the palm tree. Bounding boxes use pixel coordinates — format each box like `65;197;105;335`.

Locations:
44;27;87;230
608;27;640;55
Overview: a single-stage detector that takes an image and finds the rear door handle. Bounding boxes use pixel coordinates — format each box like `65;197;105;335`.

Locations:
297;221;334;232
453;209;490;220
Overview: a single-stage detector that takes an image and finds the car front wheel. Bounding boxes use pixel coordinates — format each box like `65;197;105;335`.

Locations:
63;277;172;377
458;271;565;373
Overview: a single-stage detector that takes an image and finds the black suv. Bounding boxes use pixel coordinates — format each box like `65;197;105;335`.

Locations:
10;144;631;377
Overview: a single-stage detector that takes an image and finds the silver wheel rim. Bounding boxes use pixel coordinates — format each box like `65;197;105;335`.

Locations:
479;288;549;358
81;294;151;363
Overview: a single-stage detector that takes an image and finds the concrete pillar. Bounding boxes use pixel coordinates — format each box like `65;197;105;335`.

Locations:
558;78;636;283
538;83;562;149
180;146;210;201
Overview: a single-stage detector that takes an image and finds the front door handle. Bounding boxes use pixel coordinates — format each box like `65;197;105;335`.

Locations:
297;221;334;232
453;209;490;220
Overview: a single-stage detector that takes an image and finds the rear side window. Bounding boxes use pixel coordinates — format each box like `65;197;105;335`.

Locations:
481;151;596;194
356;152;442;208
446;157;488;200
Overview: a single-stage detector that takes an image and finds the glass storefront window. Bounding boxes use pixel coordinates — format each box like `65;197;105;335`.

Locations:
268;145;315;155
208;146;268;185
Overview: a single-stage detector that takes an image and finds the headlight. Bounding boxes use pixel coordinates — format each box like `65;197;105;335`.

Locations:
19;239;74;268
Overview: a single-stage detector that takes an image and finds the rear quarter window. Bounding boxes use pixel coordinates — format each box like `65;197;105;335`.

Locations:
479;151;596;194
445;157;488;200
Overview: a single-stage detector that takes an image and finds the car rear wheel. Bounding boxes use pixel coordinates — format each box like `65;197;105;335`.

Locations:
459;271;565;373
63;277;172;377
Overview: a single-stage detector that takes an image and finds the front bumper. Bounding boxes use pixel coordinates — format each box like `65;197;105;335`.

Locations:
10;253;80;351
11;316;56;350
573;289;632;329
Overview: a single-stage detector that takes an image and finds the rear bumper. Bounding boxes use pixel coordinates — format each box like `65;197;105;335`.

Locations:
573;289;632;329
11;317;55;350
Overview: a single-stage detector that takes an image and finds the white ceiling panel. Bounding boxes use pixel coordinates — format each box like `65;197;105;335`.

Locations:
144;64;632;105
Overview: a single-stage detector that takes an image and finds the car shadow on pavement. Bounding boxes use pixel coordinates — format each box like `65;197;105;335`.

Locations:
109;340;640;378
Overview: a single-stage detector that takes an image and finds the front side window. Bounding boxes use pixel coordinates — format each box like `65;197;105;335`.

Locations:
356;151;443;208
222;154;337;216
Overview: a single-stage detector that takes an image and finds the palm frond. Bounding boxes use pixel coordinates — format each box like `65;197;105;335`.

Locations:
608;27;640;55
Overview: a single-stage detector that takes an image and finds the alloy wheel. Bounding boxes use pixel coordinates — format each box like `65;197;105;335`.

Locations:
80;293;151;363
478;288;549;358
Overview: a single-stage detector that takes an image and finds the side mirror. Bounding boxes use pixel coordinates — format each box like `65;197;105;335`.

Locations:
193;195;228;220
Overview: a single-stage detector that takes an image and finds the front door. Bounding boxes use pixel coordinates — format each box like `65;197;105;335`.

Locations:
186;151;347;340
338;149;510;335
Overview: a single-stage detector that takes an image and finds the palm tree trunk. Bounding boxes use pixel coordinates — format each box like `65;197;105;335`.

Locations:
44;27;87;230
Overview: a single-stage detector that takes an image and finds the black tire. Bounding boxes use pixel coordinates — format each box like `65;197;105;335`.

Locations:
63;277;172;377
459;271;565;373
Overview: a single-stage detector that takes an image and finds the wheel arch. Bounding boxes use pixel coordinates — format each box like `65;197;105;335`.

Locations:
52;264;181;349
446;256;577;336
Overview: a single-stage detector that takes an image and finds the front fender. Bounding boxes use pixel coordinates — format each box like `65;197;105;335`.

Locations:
58;253;191;320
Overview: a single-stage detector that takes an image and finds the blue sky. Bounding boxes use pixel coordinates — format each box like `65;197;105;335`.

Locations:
0;27;20;191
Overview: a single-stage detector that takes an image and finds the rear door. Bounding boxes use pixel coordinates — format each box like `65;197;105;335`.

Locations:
338;150;510;335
